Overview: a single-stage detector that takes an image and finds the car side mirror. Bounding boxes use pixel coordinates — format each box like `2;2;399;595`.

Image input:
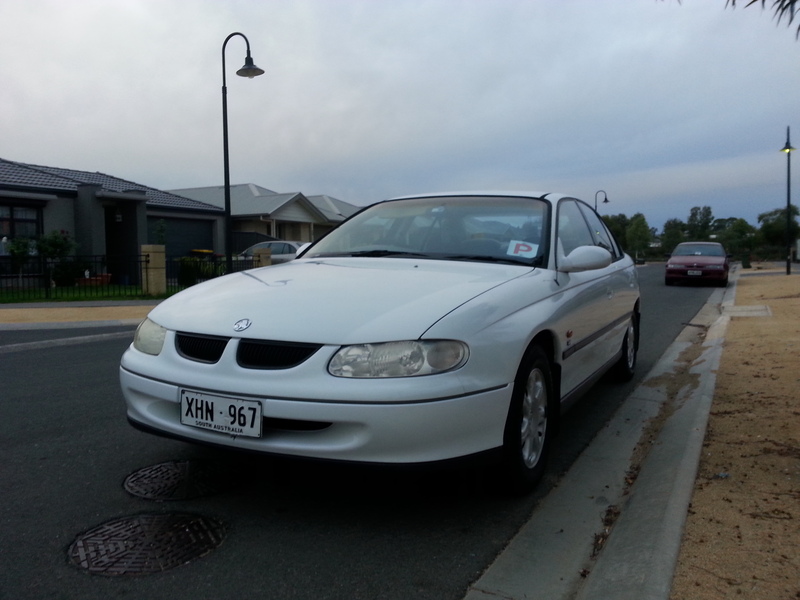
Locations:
296;242;311;257
558;245;613;273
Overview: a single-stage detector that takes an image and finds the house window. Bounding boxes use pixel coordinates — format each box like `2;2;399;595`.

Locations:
0;205;41;242
1;205;41;256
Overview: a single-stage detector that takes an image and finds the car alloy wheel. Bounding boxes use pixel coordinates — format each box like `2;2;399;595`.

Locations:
520;366;547;468
501;345;554;494
612;313;638;382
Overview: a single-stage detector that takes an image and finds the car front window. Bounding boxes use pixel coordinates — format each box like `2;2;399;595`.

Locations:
306;196;549;266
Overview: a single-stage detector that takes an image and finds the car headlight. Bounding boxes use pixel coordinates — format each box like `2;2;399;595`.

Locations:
133;318;167;356
328;340;468;378
705;265;724;270
666;264;682;269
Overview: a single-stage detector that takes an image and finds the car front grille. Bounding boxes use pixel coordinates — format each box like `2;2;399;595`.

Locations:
237;339;322;369
175;332;321;369
175;333;229;363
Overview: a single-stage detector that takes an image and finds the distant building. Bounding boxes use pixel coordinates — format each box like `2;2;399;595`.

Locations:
0;158;361;261
170;184;361;251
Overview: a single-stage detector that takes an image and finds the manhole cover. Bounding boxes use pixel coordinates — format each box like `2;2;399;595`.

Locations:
124;460;236;501
68;513;225;576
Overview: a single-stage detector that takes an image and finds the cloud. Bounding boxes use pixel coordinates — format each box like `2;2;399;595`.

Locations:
1;0;797;231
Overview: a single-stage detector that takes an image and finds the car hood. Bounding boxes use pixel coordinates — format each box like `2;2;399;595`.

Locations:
147;258;532;344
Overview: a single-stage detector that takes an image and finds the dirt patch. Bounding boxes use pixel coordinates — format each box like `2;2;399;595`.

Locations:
669;266;800;599
0;305;153;323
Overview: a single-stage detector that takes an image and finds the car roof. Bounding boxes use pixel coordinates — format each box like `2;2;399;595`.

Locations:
251;240;302;246
676;241;723;246
387;191;573;202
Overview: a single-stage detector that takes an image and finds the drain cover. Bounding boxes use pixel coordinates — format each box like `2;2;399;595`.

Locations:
68;513;225;575
124;460;236;501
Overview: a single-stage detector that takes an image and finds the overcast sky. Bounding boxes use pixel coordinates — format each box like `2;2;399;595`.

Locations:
1;0;797;231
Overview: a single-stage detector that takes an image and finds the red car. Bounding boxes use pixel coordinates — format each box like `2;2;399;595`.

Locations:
665;241;730;287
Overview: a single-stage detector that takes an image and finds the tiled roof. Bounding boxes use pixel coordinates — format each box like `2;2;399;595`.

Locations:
0;158;222;212
170;184;278;207
307;194;362;221
0;158;76;191
172;185;361;223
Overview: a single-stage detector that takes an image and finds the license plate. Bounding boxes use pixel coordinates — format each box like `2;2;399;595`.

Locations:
687;270;702;276
180;389;262;438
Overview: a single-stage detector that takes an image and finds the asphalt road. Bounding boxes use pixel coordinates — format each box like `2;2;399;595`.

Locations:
0;264;714;600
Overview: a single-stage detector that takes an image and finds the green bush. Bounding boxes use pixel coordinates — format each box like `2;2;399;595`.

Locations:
177;257;223;287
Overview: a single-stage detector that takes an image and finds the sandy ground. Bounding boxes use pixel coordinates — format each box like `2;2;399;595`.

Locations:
0;304;153;323
669;265;800;599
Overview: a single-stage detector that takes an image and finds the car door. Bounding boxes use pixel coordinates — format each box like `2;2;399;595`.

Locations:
554;199;617;397
577;202;638;359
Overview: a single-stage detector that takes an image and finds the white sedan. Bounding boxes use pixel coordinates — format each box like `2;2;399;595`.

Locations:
120;192;640;492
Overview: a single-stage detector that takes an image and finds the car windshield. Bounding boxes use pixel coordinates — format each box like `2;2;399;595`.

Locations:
306;196;549;266
673;244;725;257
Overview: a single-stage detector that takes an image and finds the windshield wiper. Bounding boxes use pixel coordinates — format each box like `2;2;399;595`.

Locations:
344;250;431;258
442;254;532;266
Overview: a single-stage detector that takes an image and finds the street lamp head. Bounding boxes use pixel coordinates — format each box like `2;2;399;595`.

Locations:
781;126;794;276
781;126;795;153
237;55;265;79
594;189;609;211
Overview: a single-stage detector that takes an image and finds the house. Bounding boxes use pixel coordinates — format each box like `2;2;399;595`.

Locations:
0;158;224;265
1;158;362;264
169;184;361;250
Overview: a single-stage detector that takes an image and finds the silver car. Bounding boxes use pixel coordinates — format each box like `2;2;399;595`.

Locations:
239;240;303;264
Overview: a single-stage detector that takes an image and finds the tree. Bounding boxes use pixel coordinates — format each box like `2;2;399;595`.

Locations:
626;213;651;260
35;230;77;296
36;230;75;260
601;214;630;247
757;205;799;247
661;219;686;255
686;206;714;241
7;237;33;283
711;217;739;233
727;0;800;37
716;218;757;257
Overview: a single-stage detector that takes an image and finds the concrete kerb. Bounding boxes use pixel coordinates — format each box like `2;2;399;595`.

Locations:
464;273;738;600
574;289;733;600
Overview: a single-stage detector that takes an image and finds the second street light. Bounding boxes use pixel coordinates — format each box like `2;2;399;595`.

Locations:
780;126;795;276
594;190;609;212
222;32;264;273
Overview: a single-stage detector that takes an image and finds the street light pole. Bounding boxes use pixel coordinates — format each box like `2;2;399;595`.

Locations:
780;126;795;276
222;32;264;273
594;190;609;212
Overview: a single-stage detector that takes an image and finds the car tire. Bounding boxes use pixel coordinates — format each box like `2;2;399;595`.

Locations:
500;345;555;494
612;312;639;382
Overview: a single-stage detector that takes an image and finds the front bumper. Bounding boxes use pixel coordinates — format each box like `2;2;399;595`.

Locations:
120;366;511;464
665;267;728;282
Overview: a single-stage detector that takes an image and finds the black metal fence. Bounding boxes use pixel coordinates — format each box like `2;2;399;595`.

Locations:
1;253;263;303
0;254;151;302
165;255;258;293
